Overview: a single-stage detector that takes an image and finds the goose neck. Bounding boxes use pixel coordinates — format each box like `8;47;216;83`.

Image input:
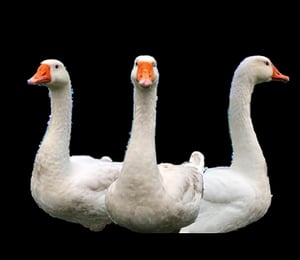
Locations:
229;75;266;171
36;84;72;165
122;86;159;179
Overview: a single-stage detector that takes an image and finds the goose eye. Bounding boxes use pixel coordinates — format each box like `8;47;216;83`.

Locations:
264;61;270;66
153;61;157;67
55;64;59;69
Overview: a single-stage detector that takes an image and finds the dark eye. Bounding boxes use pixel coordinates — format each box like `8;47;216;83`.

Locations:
153;61;157;67
264;60;270;66
55;64;59;69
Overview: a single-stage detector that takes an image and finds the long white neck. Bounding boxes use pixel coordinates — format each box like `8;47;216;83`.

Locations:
120;85;162;186
229;73;267;172
34;84;72;175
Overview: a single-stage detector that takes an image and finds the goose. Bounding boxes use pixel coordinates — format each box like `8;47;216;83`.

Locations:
180;55;289;233
28;59;122;231
105;55;205;233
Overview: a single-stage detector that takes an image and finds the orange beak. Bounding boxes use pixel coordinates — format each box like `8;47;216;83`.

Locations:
28;64;51;85
271;64;289;82
136;61;154;87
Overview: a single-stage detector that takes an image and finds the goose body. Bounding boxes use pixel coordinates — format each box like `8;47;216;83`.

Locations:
180;55;289;233
105;55;205;233
28;59;122;231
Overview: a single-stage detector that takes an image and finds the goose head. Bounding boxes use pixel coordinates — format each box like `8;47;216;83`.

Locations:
130;55;159;89
234;55;289;85
28;59;70;88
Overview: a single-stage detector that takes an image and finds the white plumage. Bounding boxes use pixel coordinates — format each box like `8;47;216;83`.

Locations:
105;55;205;233
180;55;289;233
28;59;122;231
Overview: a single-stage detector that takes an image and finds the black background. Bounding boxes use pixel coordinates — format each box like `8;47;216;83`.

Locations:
1;2;298;259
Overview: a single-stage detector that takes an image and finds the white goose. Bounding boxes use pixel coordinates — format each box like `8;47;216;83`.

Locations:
105;55;205;233
180;55;289;233
28;59;122;231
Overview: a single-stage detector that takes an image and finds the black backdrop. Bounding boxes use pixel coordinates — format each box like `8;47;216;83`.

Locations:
1;2;298;259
